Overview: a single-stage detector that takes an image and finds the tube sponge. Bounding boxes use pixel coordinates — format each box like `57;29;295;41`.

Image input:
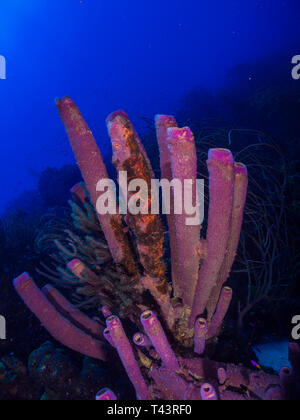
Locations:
133;332;152;348
206;162;248;321
207;286;233;339
70;182;89;206
56;97;137;276
106;111;166;286
106;315;148;400
289;343;300;376
14;273;108;361
194;318;208;355
96;388;117;400
103;328;115;348
155;115;180;296
190;149;234;327
167;127;201;307
141;310;179;371
42;284;103;338
200;383;218;400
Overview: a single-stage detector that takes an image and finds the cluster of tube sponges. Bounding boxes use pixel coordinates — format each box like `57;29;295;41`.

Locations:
101;309;221;400
14;96;297;400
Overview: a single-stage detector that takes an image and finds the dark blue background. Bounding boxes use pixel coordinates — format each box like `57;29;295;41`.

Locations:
0;0;299;212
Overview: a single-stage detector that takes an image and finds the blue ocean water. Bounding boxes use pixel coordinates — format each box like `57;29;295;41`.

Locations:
0;0;299;213
253;340;292;373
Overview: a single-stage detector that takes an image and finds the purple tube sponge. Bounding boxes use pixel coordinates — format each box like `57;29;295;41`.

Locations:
217;367;227;386
141;310;179;371
190;149;234;327
106;315;148;400
133;332;152;348
101;306;113;318
67;259;108;297
96;388;117;400
107;111;167;282
264;387;282;401
103;328;115;348
207;162;248;321
166;126;201;307
289;343;300;376
280;366;296;400
56;97;137;276
150;365;194;400
106;110;154;177
13;273;108;361
42;284;103;338
68;259;111;299
12;103;286;401
200;383;218;400
207;286;233;339
155;115;180;295
67;258;93;280
194;318;208;355
70;182;89;206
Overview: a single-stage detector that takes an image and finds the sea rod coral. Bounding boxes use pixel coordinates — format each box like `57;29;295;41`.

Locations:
13;97;299;400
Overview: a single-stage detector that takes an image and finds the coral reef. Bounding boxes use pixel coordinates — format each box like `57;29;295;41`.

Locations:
28;341;126;400
13;97;299;400
0;353;41;400
0;341;128;400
